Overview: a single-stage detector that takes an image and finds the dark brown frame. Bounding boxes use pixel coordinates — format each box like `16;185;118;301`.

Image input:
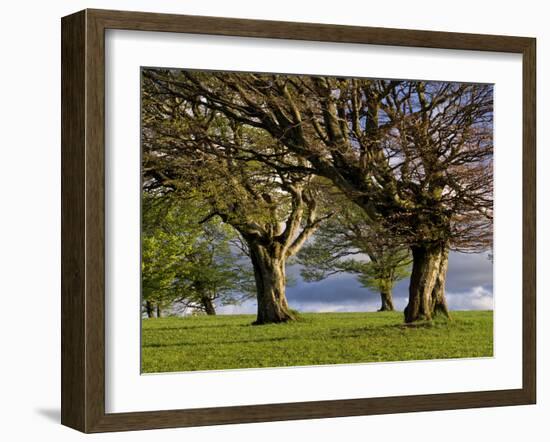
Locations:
61;8;536;433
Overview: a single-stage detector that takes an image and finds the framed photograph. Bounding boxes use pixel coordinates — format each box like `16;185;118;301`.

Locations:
61;9;536;433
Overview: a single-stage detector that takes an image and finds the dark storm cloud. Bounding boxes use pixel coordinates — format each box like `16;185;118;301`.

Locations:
286;269;371;303
285;251;492;302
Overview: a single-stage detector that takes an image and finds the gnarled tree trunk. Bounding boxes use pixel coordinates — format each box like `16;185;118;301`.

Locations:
404;242;447;323
249;242;295;324
378;290;395;311
201;295;217;316
431;246;451;318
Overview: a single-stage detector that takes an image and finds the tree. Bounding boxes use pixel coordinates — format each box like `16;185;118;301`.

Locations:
170;220;255;316
142;193;252;317
380;82;493;321
142;193;195;317
297;194;411;312
141;74;333;323
142;70;493;322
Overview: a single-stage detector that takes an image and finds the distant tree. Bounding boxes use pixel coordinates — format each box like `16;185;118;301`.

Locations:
297;194;410;311
170;220;255;316
142;193;195;317
142;193;252;317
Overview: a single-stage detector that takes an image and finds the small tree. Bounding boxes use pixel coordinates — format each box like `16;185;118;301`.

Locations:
297;195;410;311
171;221;255;316
142;193;252;317
142;193;196;317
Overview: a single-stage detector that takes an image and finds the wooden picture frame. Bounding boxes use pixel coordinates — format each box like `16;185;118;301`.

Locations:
61;8;536;433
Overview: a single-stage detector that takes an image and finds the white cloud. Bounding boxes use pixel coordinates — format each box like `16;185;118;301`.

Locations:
216;301;256;315
292;301;379;313
446;286;493;310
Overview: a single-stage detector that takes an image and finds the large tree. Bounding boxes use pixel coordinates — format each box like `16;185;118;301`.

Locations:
142;70;493;322
142;75;332;323
380;82;493;321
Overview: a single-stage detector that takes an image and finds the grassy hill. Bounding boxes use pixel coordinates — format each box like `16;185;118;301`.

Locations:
141;311;493;373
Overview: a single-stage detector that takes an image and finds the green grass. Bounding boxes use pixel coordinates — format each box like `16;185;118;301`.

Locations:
141;311;493;373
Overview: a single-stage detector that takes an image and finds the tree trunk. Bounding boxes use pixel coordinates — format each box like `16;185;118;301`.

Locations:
145;301;154;318
156;304;162;318
431;246;451;318
249;243;295;324
378;289;395;311
404;243;444;323
201;296;217;316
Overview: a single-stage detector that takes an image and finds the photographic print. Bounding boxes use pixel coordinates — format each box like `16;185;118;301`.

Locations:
60;10;535;431
140;69;494;374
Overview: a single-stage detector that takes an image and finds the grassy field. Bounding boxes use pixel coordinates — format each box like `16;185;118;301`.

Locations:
141;311;493;373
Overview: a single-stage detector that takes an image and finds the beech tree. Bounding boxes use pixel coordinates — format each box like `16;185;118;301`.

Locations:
170;220;255;316
142;73;332;323
142;193;252;317
142;193;196;318
142;69;493;322
297;195;410;312
380;82;493;321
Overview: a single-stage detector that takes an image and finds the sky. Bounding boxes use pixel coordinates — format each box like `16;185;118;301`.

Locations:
217;251;493;314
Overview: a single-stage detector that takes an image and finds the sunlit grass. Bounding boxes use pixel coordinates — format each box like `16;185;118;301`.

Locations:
141;310;493;373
